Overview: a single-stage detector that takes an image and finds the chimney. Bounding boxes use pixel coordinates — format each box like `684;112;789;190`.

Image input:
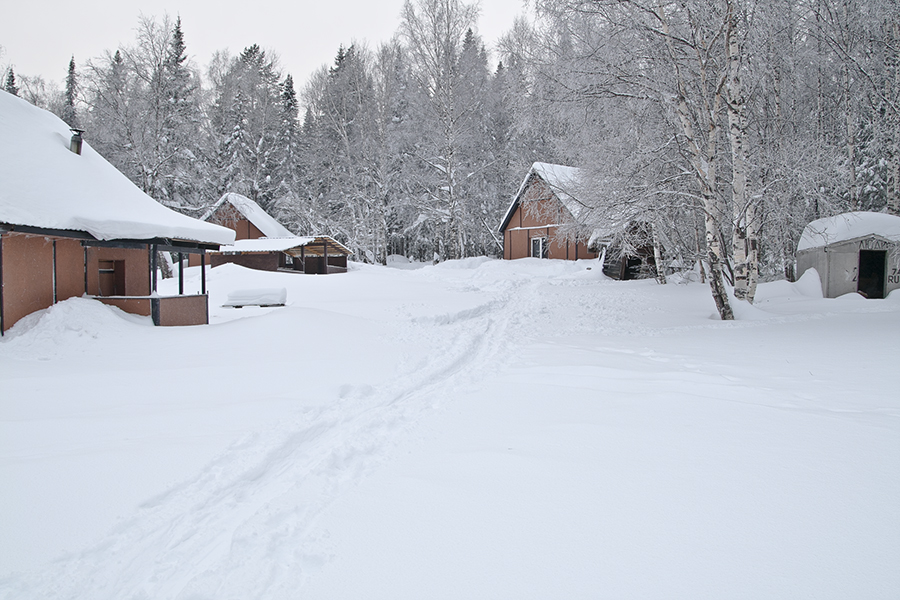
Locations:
69;128;85;155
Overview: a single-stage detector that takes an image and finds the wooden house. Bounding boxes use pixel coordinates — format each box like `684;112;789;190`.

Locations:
499;162;597;261
198;193;351;274
498;162;657;279
796;211;900;299
0;90;235;334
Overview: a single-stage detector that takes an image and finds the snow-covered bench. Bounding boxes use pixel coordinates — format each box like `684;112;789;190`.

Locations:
222;288;287;308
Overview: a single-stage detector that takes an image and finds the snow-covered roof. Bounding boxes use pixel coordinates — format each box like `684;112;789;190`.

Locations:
499;162;586;232
214;237;315;253
202;192;295;238
798;211;900;251
214;235;353;257
0;91;235;246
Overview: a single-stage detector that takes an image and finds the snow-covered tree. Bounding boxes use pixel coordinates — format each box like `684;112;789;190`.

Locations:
4;67;19;96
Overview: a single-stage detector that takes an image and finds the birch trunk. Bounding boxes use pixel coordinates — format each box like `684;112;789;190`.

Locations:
889;22;900;216
725;0;758;303
651;222;667;285
655;2;733;319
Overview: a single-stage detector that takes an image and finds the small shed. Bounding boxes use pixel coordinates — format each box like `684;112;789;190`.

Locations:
210;236;352;274
796;211;900;299
498;162;598;261
588;221;658;281
0;90;235;333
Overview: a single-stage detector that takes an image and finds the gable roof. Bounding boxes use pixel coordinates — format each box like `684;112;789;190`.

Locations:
202;192;295;238
498;162;586;232
0;90;235;246
798;211;900;251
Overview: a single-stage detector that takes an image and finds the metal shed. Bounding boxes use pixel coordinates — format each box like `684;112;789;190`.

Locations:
796;211;900;299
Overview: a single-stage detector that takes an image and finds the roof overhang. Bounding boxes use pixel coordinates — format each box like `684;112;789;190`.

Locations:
1;222;222;253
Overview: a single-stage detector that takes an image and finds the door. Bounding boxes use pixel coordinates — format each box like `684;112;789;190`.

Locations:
530;237;548;259
858;250;886;299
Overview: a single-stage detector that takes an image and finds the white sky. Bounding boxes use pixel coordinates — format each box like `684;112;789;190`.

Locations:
0;0;527;90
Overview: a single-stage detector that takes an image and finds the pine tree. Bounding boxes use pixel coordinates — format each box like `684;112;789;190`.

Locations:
62;56;78;127
4;67;19;96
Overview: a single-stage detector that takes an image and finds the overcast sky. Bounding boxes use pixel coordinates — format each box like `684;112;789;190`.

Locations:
0;0;527;90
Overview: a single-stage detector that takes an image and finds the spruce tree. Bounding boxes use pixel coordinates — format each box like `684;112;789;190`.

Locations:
62;56;78;127
4;67;19;96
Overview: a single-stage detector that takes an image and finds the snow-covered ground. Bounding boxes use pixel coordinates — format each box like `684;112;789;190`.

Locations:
1;258;898;599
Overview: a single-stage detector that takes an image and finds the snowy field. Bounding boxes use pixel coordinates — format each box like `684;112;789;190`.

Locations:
1;258;898;599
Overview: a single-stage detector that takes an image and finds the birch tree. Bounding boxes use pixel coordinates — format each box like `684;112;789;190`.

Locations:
400;0;480;260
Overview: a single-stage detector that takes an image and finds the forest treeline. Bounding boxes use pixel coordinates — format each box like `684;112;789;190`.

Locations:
3;0;899;318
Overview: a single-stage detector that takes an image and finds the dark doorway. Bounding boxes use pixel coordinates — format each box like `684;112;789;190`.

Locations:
98;260;125;296
858;250;886;299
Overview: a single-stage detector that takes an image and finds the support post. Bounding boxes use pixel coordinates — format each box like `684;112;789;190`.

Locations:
323;241;328;275
0;234;4;336
151;244;158;293
201;253;206;295
178;252;184;295
52;240;58;304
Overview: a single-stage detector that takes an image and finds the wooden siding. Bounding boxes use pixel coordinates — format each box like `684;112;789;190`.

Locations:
0;233;54;331
208;205;265;240
1;231;209;332
501;192;596;262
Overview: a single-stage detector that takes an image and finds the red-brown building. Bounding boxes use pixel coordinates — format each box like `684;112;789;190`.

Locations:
194;192;351;274
0;90;235;334
209;236;352;274
499;162;597;261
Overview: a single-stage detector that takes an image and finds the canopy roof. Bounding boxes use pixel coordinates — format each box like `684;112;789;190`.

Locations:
214;235;352;257
798;211;900;251
202;192;295;238
0;90;234;246
498;162;586;232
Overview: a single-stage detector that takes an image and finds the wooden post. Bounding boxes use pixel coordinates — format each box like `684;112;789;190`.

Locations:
150;244;158;294
323;240;328;274
178;252;184;295
52;240;58;304
0;234;4;335
201;253;206;295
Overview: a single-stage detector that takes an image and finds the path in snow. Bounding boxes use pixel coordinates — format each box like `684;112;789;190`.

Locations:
1;259;898;599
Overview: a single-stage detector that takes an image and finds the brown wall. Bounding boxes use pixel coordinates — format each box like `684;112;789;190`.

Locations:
55;238;86;301
85;246;150;297
187;252;207;268
210;252;280;271
1;233;208;332
96;296;152;317
209;206;265;240
501;196;597;261
1;233;54;331
156;294;208;326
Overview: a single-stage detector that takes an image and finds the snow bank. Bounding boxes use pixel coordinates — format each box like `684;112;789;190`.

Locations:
0;297;150;358
0;91;234;245
2;258;898;599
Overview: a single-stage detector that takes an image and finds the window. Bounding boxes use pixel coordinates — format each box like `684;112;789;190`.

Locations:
530;237;548;259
